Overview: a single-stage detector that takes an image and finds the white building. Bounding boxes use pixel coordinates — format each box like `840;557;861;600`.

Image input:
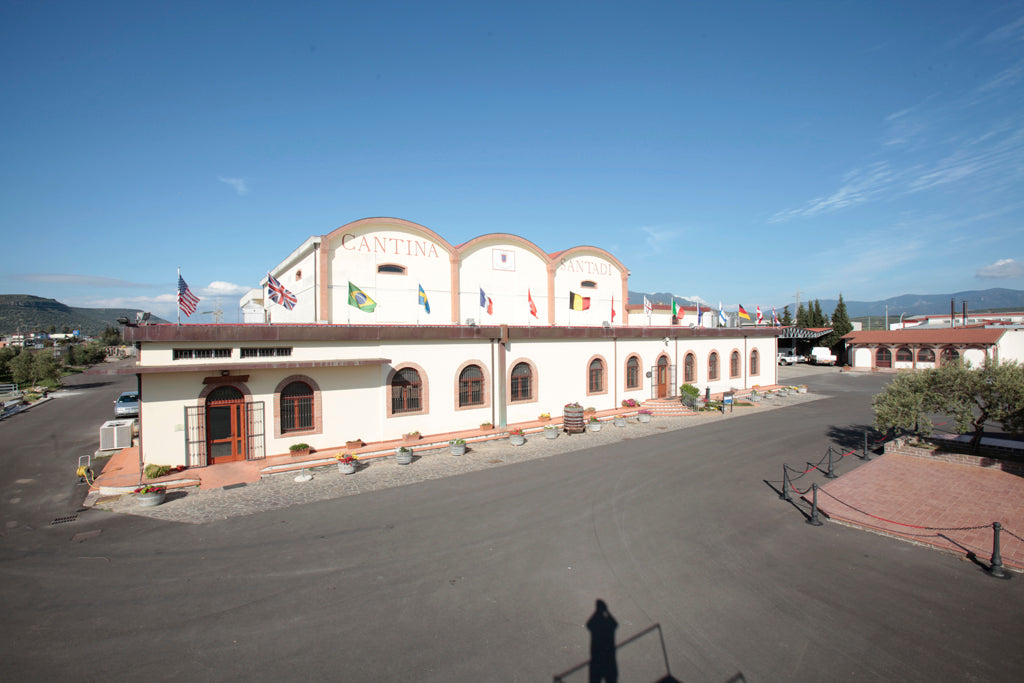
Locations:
842;328;1024;370
126;218;778;468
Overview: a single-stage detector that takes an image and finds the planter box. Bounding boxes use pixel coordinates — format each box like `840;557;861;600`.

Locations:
613;416;627;427
136;492;165;507
337;462;356;475
345;439;364;449
449;443;466;456
510;433;526;446
395;448;413;465
544;428;559;440
290;448;310;458
637;414;651;423
588;422;602;432
402;433;421;443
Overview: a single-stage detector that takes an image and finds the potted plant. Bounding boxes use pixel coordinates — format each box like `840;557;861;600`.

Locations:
345;438;364;449
402;430;421;443
395;445;413;465
583;406;597;419
335;453;358;475
538;412;551;422
621;398;638;408
134;483;167;507
797;384;808;394
587;416;602;432
637;409;652;423
289;443;311;457
449;438;467;456
509;427;526;446
543;424;559;439
613;415;627;427
480;422;493;431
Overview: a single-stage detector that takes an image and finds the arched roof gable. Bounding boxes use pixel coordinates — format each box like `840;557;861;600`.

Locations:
550;245;629;275
322;217;456;256
455;233;551;263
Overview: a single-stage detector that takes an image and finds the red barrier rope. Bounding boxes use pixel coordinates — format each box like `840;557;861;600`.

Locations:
817;487;992;532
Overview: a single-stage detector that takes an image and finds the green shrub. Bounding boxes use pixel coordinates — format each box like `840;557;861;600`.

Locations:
680;383;700;398
145;464;171;479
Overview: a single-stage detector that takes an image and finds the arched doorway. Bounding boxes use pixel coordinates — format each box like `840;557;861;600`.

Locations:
656;356;669;398
206;386;246;464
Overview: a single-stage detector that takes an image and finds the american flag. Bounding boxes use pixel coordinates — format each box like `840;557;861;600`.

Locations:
177;275;200;317
267;273;297;310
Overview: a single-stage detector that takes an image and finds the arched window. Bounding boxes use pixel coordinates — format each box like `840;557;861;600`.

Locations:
940;347;959;365
750;349;760;376
510;362;533;402
280;381;313;433
458;365;484;407
684;353;696;383
730;351;741;378
876;348;892;368
626;356;640;389
896;347;913;363
588;358;605;393
581;280;597;289
917;348;935;363
391;368;422;414
377;264;406;274
708;352;719;381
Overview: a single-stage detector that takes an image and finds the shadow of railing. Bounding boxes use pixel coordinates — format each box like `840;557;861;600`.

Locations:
554;623;677;683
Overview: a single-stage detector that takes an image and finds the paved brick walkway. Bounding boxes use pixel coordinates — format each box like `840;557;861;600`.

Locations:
817;454;1024;571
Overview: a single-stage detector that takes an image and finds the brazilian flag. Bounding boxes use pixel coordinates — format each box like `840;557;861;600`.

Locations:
348;282;377;312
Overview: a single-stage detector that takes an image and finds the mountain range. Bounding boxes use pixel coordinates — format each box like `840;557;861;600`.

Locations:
628;288;1024;319
0;294;169;337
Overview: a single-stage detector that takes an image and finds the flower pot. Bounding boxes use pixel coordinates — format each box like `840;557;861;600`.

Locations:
798;387;807;394
402;433;421;443
345;440;364;449
544;428;559;440
509;433;526;446
588;422;602;432
290;448;310;458
637;413;651;423
136;491;165;507
395;448;413;465
613;416;627;427
337;462;356;475
449;443;466;456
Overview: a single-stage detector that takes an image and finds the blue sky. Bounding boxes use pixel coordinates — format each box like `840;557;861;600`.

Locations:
2;1;1023;322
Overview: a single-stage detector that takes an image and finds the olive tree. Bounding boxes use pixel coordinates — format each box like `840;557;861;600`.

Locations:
872;359;1024;452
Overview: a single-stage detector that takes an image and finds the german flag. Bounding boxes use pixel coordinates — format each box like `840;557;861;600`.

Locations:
569;291;591;311
738;305;751;320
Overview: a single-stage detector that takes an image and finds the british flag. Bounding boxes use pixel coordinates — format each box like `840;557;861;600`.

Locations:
267;273;297;310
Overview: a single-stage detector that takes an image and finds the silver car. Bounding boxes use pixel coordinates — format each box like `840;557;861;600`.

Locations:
114;391;140;417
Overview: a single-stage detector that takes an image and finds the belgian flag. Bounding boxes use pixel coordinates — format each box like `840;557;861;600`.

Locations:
569;291;591;311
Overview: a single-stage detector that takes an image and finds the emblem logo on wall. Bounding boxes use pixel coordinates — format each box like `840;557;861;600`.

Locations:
492;249;516;271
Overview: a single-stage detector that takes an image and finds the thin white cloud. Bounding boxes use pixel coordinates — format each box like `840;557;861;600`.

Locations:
200;281;250;296
976;258;1024;279
218;176;250;195
977;61;1024;92
769;162;895;223
984;15;1024;43
14;273;155;288
639;226;678;248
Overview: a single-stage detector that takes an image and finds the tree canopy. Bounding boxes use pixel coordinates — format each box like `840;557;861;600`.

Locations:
872;360;1024;452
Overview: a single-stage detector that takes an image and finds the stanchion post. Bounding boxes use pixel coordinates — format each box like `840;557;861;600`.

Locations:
780;466;791;502
863;431;872;460
990;522;1007;579
807;483;823;526
826;445;837;478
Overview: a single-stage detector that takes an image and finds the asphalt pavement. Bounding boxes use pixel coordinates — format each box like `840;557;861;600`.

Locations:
1;364;1022;682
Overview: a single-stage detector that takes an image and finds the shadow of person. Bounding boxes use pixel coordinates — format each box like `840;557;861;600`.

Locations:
586;599;618;683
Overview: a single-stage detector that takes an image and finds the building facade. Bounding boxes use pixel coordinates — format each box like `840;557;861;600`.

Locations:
842;328;1024;370
127;218;778;468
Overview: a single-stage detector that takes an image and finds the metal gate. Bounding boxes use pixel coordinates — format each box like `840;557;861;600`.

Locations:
184;401;265;467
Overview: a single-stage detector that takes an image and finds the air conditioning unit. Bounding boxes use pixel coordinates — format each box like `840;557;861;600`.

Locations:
465;318;476;326
100;419;134;450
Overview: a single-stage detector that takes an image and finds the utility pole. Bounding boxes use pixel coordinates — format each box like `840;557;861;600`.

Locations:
793;290;803;315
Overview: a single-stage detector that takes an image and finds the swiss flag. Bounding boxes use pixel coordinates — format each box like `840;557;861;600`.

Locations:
528;290;538;318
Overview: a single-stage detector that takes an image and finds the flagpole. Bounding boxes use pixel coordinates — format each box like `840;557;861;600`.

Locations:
176;267;181;326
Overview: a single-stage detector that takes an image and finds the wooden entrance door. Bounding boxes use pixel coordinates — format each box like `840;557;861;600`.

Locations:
206;386;246;464
656;356;669;398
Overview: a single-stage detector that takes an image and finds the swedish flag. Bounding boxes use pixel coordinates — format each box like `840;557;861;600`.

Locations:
348;282;377;312
418;284;430;314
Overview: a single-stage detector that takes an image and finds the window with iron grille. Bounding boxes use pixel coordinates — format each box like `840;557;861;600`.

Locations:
240;347;293;359
896;347;913;362
391;368;422;413
685;353;695;383
510;362;532;402
709;352;719;380
174;348;232;360
918;348;935;363
749;349;759;376
940;347;958;364
280;381;314;433
458;365;484;407
876;348;892;368
626;356;640;389
588;358;604;393
730;351;740;378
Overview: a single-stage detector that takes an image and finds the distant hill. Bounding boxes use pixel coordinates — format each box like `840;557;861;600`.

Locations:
629;288;1024;318
0;294;168;336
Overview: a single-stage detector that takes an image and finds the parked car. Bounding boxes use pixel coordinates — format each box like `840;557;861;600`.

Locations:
777;352;804;366
114;391;140;417
809;347;837;365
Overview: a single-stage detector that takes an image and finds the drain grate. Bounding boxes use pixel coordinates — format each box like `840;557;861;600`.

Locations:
50;514;79;525
222;482;246;490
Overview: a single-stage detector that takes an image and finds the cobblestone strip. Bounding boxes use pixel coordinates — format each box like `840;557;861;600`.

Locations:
90;392;824;524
